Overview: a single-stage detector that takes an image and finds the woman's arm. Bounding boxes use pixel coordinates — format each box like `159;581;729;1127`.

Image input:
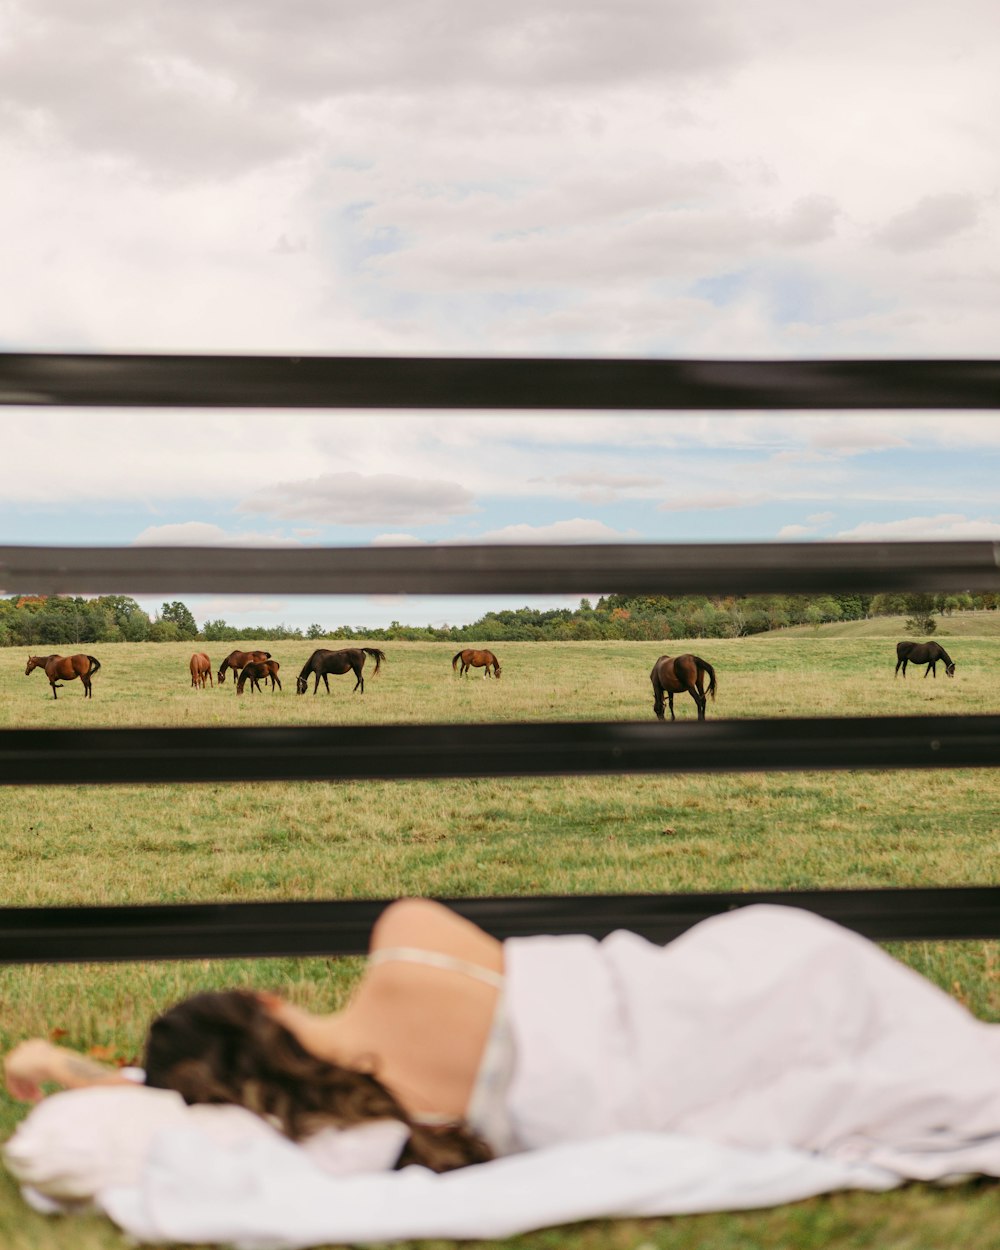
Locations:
5;1038;134;1102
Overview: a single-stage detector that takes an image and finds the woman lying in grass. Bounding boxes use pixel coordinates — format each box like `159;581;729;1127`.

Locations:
7;898;1000;1179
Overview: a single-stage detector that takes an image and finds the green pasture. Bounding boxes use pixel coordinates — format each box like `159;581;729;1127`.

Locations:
2;632;1000;1248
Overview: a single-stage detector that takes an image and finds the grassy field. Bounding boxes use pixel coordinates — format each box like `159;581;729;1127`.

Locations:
2;628;1000;1247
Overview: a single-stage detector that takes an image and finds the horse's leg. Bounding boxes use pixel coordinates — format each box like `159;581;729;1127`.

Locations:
692;675;707;720
83;675;92;699
894;658;902;678
50;680;58;699
668;691;675;721
925;662;934;679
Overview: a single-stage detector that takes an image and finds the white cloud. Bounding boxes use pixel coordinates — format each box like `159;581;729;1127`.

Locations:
874;193;981;253
806;511;835;525
776;524;810;538
658;491;768;512
464;518;636;543
133;522;300;546
370;532;430;546
834;514;1000;540
239;472;476;526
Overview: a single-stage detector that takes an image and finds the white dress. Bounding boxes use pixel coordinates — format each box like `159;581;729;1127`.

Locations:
503;904;1000;1180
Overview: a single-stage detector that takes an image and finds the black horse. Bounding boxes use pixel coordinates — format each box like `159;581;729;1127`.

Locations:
895;641;956;679
296;647;387;694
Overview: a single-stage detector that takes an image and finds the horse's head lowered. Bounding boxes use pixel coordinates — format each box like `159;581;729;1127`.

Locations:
494;663;502;679
217;669;226;684
946;661;957;678
24;656;40;676
296;676;308;694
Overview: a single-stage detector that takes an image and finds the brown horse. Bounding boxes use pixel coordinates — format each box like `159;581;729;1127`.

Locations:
217;649;271;684
296;647;386;695
650;653;717;721
25;653;101;699
895;640;956;679
452;649;501;679
236;659;282;694
189;652;213;688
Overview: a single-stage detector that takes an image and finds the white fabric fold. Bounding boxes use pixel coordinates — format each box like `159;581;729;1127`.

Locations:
98;1125;901;1248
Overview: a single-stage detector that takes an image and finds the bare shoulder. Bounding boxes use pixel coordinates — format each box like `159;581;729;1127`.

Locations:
369;898;502;970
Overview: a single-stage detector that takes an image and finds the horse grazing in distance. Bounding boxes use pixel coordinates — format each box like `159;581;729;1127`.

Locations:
189;652;213;688
25;654;101;699
650;653;717;721
452;649;501;679
236;659;282;694
895;640;956;679
296;647;387;695
217;649;271;684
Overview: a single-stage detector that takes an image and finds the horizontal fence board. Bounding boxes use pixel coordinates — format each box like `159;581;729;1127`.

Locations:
1;717;998;786
2;354;1000;410
4;540;1000;596
2;887;998;964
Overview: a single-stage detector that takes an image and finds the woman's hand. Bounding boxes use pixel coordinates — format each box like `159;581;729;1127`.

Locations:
4;1039;63;1102
5;1038;130;1101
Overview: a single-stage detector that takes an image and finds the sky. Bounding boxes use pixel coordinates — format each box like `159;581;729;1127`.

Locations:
2;1;999;630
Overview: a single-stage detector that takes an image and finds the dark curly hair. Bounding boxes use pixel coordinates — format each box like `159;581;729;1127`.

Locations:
142;989;492;1172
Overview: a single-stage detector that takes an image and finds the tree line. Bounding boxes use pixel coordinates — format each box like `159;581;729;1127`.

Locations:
1;590;995;648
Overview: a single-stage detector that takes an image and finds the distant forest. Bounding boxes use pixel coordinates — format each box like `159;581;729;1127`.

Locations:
2;590;996;647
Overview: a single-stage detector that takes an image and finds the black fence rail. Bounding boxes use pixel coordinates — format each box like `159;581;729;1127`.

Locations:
2;352;999;962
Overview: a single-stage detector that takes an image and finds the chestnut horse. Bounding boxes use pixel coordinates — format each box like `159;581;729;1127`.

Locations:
189;652;213;688
895;640;956;679
452;649;501;679
25;653;101;699
236;659;282;694
296;647;386;695
650;653;717;721
217;649;271;684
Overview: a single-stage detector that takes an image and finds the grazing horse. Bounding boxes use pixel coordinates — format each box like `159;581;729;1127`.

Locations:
189;652;213;688
217;649;271;684
296;647;386;695
895;640;956;679
452;649;501;679
650;653;717;721
236;659;282;694
25;653;101;700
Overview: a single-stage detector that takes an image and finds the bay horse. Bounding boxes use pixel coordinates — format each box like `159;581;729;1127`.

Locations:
650;653;717;721
895;640;956;679
25;653;101;699
189;652;213;688
452;649;501;678
236;659;282;694
217;649;271;684
296;647;386;695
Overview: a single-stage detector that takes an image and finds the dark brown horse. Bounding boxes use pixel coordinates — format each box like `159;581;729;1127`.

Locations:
650;653;717;721
25;653;101;699
217;649;271;684
452;649;501;678
189;652;213;688
236;659;282;694
296;647;386;695
895;640;956;679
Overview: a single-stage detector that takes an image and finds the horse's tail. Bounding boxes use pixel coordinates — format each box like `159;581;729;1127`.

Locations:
87;656;101;675
694;656;717;700
650;659;665;719
452;651;463;670
363;647;387;675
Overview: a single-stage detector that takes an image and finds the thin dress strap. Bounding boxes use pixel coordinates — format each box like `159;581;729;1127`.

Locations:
367;945;504;989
